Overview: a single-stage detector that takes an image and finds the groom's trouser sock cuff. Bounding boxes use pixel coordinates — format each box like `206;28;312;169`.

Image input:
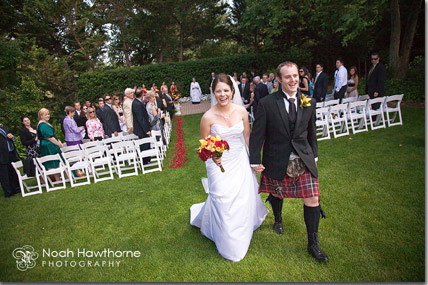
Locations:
304;204;320;247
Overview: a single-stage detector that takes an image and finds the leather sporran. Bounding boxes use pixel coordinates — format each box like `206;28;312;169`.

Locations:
286;157;306;178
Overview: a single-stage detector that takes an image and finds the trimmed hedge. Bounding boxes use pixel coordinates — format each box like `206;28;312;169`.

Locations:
76;52;310;102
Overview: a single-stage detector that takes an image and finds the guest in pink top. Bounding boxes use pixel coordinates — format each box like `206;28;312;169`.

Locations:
85;107;105;141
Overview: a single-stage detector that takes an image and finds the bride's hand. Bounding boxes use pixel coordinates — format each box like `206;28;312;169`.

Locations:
251;164;265;173
212;155;222;167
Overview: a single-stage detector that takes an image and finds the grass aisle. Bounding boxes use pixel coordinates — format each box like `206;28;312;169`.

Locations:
0;107;424;282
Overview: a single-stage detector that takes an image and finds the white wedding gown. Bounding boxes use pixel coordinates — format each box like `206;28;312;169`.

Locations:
190;120;268;262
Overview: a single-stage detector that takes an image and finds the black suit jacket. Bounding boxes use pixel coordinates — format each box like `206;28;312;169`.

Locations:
132;99;151;138
162;93;174;114
0;125;19;164
253;82;269;115
238;83;251;103
208;76;215;89
98;104;121;137
313;71;328;102
366;62;386;97
249;90;318;180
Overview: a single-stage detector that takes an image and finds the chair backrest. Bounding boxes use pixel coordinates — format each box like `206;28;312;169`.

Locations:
349;101;367;113
134;137;155;147
316;102;324;108
342;97;357;104
36;154;63;169
330;103;348;116
102;136;122;147
324;99;340;107
111;140;136;154
122;134;139;141
367;97;386;110
61;144;81;153
62;150;86;162
84;145;107;159
316;107;330;120
385;94;404;104
11;160;24;176
81;140;100;150
358;94;370;101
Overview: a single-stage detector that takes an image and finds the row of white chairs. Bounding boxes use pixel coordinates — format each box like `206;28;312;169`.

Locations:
12;113;174;197
316;94;404;140
315;94;370;109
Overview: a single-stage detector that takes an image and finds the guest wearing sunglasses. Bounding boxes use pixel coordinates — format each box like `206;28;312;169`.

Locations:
366;52;386;109
86;107;105;141
97;94;121;137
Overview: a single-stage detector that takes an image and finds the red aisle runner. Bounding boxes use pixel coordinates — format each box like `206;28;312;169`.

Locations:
169;117;188;169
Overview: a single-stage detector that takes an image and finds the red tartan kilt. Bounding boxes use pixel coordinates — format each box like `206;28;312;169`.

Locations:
259;170;319;199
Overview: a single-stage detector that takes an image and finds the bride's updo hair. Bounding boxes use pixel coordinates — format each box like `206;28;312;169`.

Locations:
212;73;235;99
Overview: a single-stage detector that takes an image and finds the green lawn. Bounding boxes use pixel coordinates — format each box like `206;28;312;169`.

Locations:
0;107;424;282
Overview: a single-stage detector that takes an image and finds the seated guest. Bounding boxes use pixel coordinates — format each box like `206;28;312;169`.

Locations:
0;122;20;197
19;115;40;159
77;105;89;140
86;107;105;141
63;106;84;146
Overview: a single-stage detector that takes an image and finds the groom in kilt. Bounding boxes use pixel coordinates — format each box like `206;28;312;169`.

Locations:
249;61;328;262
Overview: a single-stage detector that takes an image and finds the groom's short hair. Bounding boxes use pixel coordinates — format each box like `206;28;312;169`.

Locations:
276;61;299;78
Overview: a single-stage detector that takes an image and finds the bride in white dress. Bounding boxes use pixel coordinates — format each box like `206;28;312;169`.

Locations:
190;73;268;262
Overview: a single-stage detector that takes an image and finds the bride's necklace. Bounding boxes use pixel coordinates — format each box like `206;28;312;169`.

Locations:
219;109;233;121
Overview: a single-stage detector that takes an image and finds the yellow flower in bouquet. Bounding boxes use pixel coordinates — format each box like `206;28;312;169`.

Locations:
300;94;311;108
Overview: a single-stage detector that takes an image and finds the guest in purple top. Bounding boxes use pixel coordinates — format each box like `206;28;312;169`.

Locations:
63;106;84;146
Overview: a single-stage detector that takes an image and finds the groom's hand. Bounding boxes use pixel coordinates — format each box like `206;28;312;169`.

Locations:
251;164;265;173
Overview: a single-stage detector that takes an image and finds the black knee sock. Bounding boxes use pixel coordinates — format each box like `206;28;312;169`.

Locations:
304;204;320;247
267;194;283;223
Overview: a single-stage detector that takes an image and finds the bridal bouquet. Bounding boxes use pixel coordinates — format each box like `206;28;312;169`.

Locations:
171;89;181;100
197;135;230;172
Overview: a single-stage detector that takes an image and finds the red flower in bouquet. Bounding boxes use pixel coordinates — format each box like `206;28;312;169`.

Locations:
197;134;230;172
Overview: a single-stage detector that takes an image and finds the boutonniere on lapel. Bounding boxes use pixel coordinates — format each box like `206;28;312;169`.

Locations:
300;95;311;108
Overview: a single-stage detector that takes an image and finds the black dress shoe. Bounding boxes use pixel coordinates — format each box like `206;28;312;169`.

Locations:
273;221;284;235
308;244;328;262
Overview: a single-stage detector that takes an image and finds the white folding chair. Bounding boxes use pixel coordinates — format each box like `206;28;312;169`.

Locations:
367;97;386;130
316;101;324;108
62;150;91;187
81;140;102;150
384;94;404;127
358;94;370;101
341;97;357;104
111;141;139;178
324;99;340;108
316;107;330;140
329;104;349;138
122;134;139;141
11;160;44;197
151;130;166;160
35;154;67;192
61;144;81;153
134;137;163;174
348;101;368;134
102;136;123;160
84;145;114;183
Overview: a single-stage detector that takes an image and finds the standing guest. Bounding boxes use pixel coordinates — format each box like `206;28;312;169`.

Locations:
161;86;174;116
77;105;89;140
250;71;256;82
154;90;164;111
250;61;328;262
244;82;256;111
19;116;40;159
270;80;279;94
253;76;269;116
170;81;177;95
101;94;122;137
146;91;165;131
238;77;251;105
37;108;63;180
132;88;151;164
84;100;92;109
233;72;239;83
366;52;386;109
262;74;273;93
63;106;84;146
151;82;158;92
112;95;127;133
142;84;148;95
298;67;311;96
73;101;82;123
333;58;348;103
269;73;275;83
313;63;328;102
86;107;105;141
346;66;359;98
208;72;215;94
190;77;202;104
0;122;20;198
123;88;135;134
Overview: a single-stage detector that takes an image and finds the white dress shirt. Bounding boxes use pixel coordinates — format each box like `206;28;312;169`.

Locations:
334;65;348;92
314;71;322;84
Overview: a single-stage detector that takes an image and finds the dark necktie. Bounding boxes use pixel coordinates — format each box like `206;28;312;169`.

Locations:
287;97;296;123
0;127;14;151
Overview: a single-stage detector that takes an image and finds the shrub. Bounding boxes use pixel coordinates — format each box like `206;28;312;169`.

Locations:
76;52;310;102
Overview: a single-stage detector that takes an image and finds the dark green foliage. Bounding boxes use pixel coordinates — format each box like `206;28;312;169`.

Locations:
76;52;308;101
